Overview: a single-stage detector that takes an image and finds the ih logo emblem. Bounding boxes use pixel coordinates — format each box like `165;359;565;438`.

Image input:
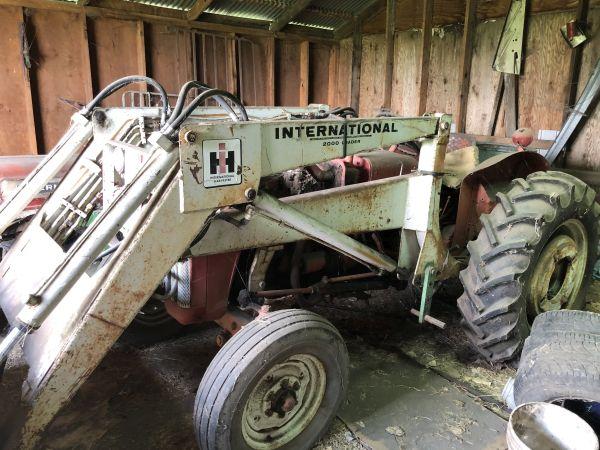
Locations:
202;138;242;188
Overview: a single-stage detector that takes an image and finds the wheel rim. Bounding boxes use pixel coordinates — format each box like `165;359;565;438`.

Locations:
528;219;588;318
242;354;326;449
133;298;172;326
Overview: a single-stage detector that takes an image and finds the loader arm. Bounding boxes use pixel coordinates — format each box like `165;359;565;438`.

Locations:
0;80;451;447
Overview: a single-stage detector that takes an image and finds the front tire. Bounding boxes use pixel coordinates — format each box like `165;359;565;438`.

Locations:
194;309;348;450
458;171;600;362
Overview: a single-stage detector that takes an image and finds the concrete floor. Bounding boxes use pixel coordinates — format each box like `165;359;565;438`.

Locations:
0;290;517;450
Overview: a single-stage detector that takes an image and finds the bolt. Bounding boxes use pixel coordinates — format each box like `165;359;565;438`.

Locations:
185;131;197;143
440;121;450;131
245;188;257;201
293;382;300;391
258;281;266;289
265;375;273;383
264;409;273;417
280;379;288;389
254;416;260;422
26;295;41;307
299;372;304;379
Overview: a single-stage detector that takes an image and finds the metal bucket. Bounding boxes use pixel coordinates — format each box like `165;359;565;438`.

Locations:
507;402;599;450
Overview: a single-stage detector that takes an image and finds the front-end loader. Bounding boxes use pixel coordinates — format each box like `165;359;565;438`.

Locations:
0;76;597;449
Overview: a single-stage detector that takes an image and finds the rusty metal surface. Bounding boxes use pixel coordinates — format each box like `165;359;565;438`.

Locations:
189;174;410;256
452;151;550;248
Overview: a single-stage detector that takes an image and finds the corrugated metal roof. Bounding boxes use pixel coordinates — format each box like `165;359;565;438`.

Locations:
63;0;380;35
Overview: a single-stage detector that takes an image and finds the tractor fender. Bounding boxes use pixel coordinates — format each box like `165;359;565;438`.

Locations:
451;151;549;248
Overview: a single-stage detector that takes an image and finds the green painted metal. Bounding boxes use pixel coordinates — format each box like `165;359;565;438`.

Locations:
418;265;436;324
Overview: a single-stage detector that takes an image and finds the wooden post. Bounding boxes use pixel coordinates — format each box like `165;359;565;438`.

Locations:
382;0;396;110
565;0;589;119
350;21;362;113
266;37;275;106
299;40;309;106
456;0;477;133
417;0;434;115
135;20;146;76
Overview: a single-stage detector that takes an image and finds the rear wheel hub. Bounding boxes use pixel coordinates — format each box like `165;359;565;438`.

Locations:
528;219;588;318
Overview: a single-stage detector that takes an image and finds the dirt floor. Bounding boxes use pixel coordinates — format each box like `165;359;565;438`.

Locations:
0;288;526;449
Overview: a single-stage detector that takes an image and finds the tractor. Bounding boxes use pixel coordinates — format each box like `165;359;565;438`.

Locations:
0;76;597;449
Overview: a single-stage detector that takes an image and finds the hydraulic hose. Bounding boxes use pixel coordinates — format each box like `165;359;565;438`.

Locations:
80;75;169;125
170;81;239;123
162;89;248;138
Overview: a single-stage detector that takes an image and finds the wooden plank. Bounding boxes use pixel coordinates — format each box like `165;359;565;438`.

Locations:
456;0;478;132
0;5;37;155
299;41;309;106
464;19;504;135
309;43;332;105
146;23;194;99
29;9;92;152
88;17;147;107
418;0;434;115
426;26;463;116
275;39;304;106
187;0;215;21
327;44;339;106
503;74;517;136
382;0;396;109
336;37;353;107
350;22;362;112
269;0;311;32
226;35;238;95
391;30;421;116
359;34;387;116
518;12;572;137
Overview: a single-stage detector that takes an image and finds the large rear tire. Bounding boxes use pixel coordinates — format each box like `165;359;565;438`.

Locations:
458;171;600;362
194;309;348;450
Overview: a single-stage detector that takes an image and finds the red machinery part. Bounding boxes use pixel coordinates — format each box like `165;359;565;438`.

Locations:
164;252;240;325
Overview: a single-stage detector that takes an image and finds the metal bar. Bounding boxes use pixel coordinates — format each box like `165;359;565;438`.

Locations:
253;193;397;273
0;326;26;365
15;133;177;330
546;58;600;164
0;114;92;236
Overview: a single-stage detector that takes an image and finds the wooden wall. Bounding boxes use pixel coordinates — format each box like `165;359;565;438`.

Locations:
0;5;334;155
353;7;600;171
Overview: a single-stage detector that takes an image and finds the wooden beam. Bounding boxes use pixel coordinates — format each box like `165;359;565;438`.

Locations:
335;0;385;40
456;0;477;132
327;44;340;106
565;0;590;119
135;20;146;76
382;0;396;110
269;0;311;32
0;0;336;43
187;0;214;21
299;41;310;106
226;36;238;95
350;21;362;112
417;0;434;115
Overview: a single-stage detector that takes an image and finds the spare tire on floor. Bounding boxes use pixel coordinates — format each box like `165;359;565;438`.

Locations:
514;311;600;406
458;171;600;363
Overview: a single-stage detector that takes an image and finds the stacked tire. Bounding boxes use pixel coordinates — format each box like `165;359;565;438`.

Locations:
513;310;600;406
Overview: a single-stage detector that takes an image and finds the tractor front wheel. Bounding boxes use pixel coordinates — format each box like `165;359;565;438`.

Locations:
458;171;600;363
194;309;348;450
